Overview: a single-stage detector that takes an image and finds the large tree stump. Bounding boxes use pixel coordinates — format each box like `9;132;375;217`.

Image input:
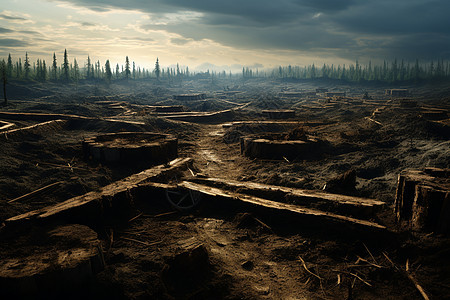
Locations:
82;132;177;164
240;134;322;160
394;168;450;234
0;224;104;298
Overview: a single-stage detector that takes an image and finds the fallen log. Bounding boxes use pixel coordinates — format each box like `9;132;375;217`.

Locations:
163;103;250;124
190;177;384;218
0;111;145;125
178;181;386;233
1;119;66;138
5;157;192;228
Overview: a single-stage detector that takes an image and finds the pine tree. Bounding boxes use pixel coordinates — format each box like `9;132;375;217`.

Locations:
125;56;130;80
86;56;92;79
52;53;57;80
73;58;79;83
42;60;47;82
63;49;69;81
6;54;12;78
154;58;160;80
1;59;7;105
105;60;112;84
116;63;120;79
24;52;31;80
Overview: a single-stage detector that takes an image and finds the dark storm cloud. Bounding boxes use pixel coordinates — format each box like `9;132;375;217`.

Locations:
54;0;450;59
0;27;14;34
0;14;28;21
170;37;191;45
0;38;30;47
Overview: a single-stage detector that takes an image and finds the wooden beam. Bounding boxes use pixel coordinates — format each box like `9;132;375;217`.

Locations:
189;177;385;218
5;158;192;227
178;181;386;232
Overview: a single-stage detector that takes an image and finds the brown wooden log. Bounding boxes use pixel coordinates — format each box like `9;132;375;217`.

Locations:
1;119;66;138
5;157;192;228
190;177;384;218
178;181;386;232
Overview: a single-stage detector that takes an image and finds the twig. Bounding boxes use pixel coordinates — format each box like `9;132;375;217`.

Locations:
283;156;290;163
8;181;62;203
356;256;383;269
334;270;372;287
128;212;143;223
121;237;162;247
406;270;430;300
364;117;383;126
151;211;178;218
383;252;430;300
253;216;273;232
187;167;196;177
363;243;378;265
298;255;323;280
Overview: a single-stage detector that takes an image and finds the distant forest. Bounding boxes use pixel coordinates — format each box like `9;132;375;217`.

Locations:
1;49;450;84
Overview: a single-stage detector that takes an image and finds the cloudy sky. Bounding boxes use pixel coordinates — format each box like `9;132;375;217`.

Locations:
0;0;449;72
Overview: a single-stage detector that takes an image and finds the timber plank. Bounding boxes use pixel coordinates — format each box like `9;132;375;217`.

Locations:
190;177;385;218
179;181;386;232
5;158;192;227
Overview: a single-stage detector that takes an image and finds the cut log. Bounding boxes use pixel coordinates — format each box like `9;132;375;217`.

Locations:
1;119;66;138
190;177;384;218
395;168;450;234
163;103;250;124
5;157;192;228
0;224;104;298
0;111;145;125
178;181;386;233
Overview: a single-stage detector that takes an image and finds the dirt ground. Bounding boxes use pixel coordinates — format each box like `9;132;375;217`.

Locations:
0;78;449;299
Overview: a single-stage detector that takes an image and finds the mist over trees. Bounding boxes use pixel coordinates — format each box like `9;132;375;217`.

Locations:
1;50;450;85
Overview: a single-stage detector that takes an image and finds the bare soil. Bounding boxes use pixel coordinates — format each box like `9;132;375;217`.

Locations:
0;79;449;299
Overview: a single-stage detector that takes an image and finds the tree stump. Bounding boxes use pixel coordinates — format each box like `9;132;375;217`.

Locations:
240;134;322;160
394;168;450;234
82;132;177;164
0;224;104;298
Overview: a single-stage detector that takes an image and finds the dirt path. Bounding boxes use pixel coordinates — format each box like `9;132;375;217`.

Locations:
190;124;244;179
174;124;314;298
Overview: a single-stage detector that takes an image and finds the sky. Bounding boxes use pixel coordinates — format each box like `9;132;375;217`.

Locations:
0;0;449;72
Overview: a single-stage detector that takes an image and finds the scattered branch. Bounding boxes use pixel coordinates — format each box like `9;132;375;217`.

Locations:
298;255;323;280
121;237;162;247
8;181;62;203
128;212;143;223
383;252;430;300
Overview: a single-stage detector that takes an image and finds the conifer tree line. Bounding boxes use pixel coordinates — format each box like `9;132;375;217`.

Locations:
244;59;450;83
1;50;450;84
0;50;197;83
